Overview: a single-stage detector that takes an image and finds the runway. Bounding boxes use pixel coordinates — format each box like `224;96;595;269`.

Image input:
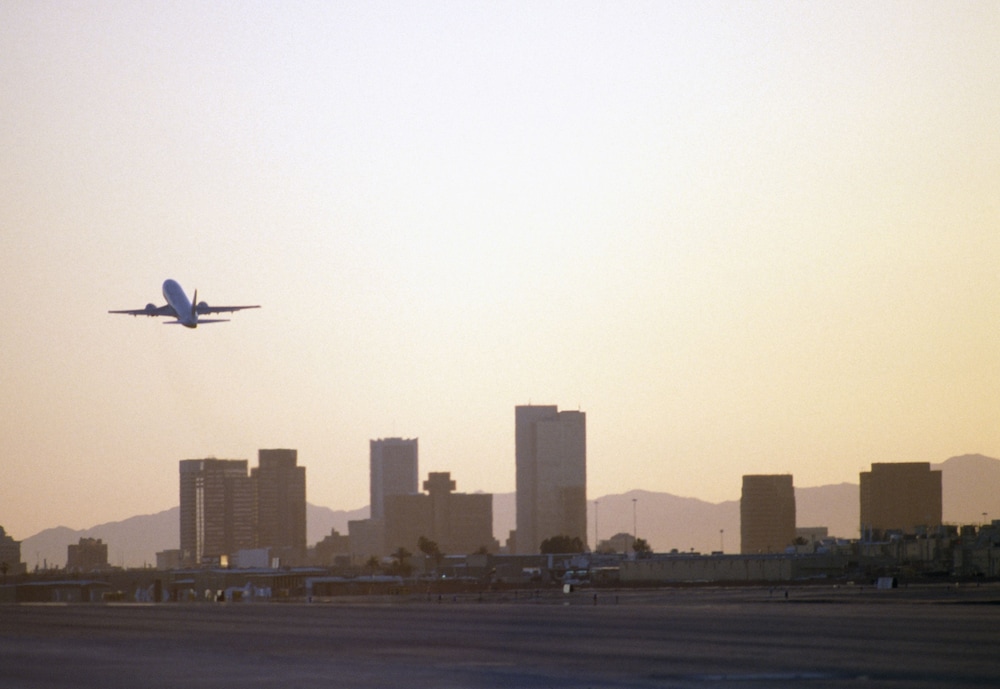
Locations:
2;586;998;688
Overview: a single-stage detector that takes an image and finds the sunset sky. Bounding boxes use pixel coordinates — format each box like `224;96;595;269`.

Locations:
3;2;999;540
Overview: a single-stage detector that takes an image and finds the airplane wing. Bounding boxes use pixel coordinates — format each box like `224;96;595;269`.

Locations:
194;304;261;315
108;304;176;317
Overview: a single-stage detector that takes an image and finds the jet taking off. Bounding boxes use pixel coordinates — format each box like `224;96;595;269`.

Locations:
109;279;260;328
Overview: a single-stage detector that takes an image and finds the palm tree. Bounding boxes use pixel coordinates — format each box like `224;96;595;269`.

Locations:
390;547;412;577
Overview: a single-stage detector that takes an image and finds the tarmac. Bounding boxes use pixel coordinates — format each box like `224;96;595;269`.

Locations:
2;584;999;688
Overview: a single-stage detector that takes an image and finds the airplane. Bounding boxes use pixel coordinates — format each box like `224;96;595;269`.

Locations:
109;279;260;328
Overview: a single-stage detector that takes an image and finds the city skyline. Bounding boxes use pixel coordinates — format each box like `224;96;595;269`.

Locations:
4;5;1000;540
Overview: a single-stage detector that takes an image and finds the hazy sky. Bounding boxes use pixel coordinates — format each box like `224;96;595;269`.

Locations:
3;2;999;540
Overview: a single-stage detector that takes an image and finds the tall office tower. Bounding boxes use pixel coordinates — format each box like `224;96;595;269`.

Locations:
179;459;254;566
370;438;418;521
253;449;307;563
740;474;796;554
515;405;587;555
860;462;942;539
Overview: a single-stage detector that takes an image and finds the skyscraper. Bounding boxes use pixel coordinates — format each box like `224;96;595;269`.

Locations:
370;438;418;521
179;459;254;566
860;462;942;539
740;474;796;554
253;448;307;563
515;405;587;555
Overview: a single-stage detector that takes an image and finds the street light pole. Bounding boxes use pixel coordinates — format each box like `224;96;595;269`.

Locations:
594;500;599;551
632;498;638;542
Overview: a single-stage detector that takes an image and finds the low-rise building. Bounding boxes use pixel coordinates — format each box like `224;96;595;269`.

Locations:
67;538;109;572
0;526;26;576
384;472;495;556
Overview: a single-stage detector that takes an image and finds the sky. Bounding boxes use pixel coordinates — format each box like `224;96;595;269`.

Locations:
2;2;999;541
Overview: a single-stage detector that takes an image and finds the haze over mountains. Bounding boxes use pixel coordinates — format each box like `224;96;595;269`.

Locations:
18;455;1000;569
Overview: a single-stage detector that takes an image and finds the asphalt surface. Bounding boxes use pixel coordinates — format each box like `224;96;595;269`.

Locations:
2;586;999;688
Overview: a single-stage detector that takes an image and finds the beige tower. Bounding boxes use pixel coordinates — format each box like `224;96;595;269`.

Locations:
860;462;941;539
253;449;307;564
370;438;418;521
741;474;796;554
515;405;587;554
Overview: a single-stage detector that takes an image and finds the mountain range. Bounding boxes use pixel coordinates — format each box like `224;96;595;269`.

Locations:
17;454;1000;569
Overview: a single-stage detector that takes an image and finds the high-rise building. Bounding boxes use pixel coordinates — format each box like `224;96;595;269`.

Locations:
370;438;418;521
253;449;307;564
515;405;587;555
740;474;796;554
860;462;942;539
179;459;255;566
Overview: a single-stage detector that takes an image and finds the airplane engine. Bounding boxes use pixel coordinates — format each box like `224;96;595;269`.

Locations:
144;303;157;314
197;301;209;313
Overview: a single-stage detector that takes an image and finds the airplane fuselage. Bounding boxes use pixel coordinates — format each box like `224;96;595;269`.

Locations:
162;279;197;328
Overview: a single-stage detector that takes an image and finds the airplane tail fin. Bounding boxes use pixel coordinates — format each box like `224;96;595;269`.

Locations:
192;289;198;322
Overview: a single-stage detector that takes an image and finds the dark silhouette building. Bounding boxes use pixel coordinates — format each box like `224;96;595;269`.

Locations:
66;537;109;572
740;474;796;554
253;449;307;565
860;462;942;539
514;405;587;555
0;526;26;576
313;528;350;566
179;459;255;566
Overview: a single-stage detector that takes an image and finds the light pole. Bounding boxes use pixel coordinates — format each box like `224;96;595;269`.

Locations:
720;529;724;553
632;498;638;542
594;500;599;551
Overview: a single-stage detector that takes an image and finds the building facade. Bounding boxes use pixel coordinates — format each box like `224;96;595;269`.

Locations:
0;526;26;576
740;474;796;554
179;459;255;566
384;472;494;556
514;405;587;555
348;518;384;562
370;438;418;521
253;448;307;564
66;537;109;572
860;462;942;539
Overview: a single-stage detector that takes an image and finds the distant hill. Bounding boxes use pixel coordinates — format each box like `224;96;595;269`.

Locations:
19;455;1000;567
933;454;1000;525
795;483;859;539
21;508;179;571
585;484;861;555
478;487;850;555
21;504;368;571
